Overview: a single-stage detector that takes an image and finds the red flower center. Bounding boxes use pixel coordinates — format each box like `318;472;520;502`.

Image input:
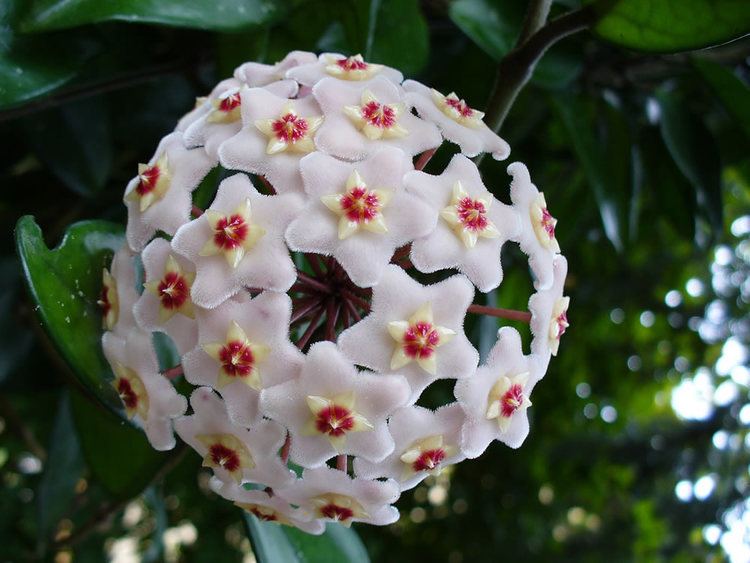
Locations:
315;404;355;437
116;378;138;410
456;197;489;232
500;384;525;418
218;92;241;113
208;443;241;472
337;56;368;71
361;101;396;129
319;503;355;522
412;448;446;472
541;207;556;239
218;340;255;378
272;113;309;143
556;310;568;339
213;214;249;250
99;286;111;316
445;96;474;118
157;271;190;310
340;186;381;223
403;321;441;359
248;507;277;522
136;165;160;196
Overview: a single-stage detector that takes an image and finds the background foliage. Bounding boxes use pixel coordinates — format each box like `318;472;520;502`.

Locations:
1;0;749;561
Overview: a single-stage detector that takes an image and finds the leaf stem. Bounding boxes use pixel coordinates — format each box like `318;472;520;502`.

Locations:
467;304;532;323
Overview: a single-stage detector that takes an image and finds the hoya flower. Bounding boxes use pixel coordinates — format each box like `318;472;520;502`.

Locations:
286;53;404;87
99;245;139;336
260;341;410;468
234;50;319;87
338;265;479;403
184;79;299;159
455;327;545;457
218;87;324;194
285;148;436;287
103;330;187;450
175;387;294;489
171;173;303;308
212;482;325;534
181;291;303;426
278;466;400;528
404;153;521;292
508;162;561;290
529;255;570;361
124;132;214;252
355;403;465;491
403;80;511;160
313;76;441;161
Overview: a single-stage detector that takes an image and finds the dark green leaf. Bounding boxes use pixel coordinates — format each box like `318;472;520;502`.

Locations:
244;512;369;563
70;392;172;499
23;97;112;196
368;0;429;76
656;90;723;235
0;257;34;385
20;0;292;32
36;392;85;551
15;216;126;417
593;0;750;53
693;58;750;140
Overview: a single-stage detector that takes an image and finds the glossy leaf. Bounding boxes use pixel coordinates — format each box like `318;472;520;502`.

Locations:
244;513;369;563
70;391;172;499
20;0;291;33
657;91;723;235
593;0;750;53
693;58;750;140
368;0;429;77
15;216;126;417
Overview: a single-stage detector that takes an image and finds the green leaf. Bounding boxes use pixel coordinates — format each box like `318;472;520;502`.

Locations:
244;512;370;563
693;58;750;140
20;0;292;32
552;95;625;250
22;97;112;196
656;90;723;235
593;0;750;53
0;257;34;385
69;391;172;499
36;392;85;552
367;0;429;76
15;216;126;417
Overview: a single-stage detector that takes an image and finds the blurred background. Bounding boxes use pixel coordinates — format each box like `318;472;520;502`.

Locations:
1;0;749;561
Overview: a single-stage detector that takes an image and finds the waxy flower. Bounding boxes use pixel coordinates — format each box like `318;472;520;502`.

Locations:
529;255;570;361
286;148;435;287
103;330;187;450
234;50;319;87
338;265;479;403
260;341;410;467
124;132;214;252
181;291;303;426
404;154;521;292
171;173;303;308
313;76;441;161
403;80;511;160
286;52;403;87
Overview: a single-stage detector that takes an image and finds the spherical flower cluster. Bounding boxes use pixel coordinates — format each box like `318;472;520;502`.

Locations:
101;51;570;533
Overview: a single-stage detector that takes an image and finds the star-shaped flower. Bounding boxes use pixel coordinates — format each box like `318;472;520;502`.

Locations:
134;239;198;356
174;387;294;489
99;245;140;337
277;466;400;527
181;291;303;426
218;88;323;193
508;162;562;290
404;154;521;292
313;76;441;161
103;329;187;450
99;266;119;331
354;404;465;491
123;132;215;252
260;341;410;468
286;148;436;287
234;50;319;87
211;482;324;534
184;79;299;159
286;52;403;87
403;80;511;160
455;327;545;457
529;255;570;362
338;265;479;404
171;173;303;308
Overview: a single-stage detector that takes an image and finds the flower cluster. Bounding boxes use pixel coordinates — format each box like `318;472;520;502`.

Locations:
101;51;570;532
